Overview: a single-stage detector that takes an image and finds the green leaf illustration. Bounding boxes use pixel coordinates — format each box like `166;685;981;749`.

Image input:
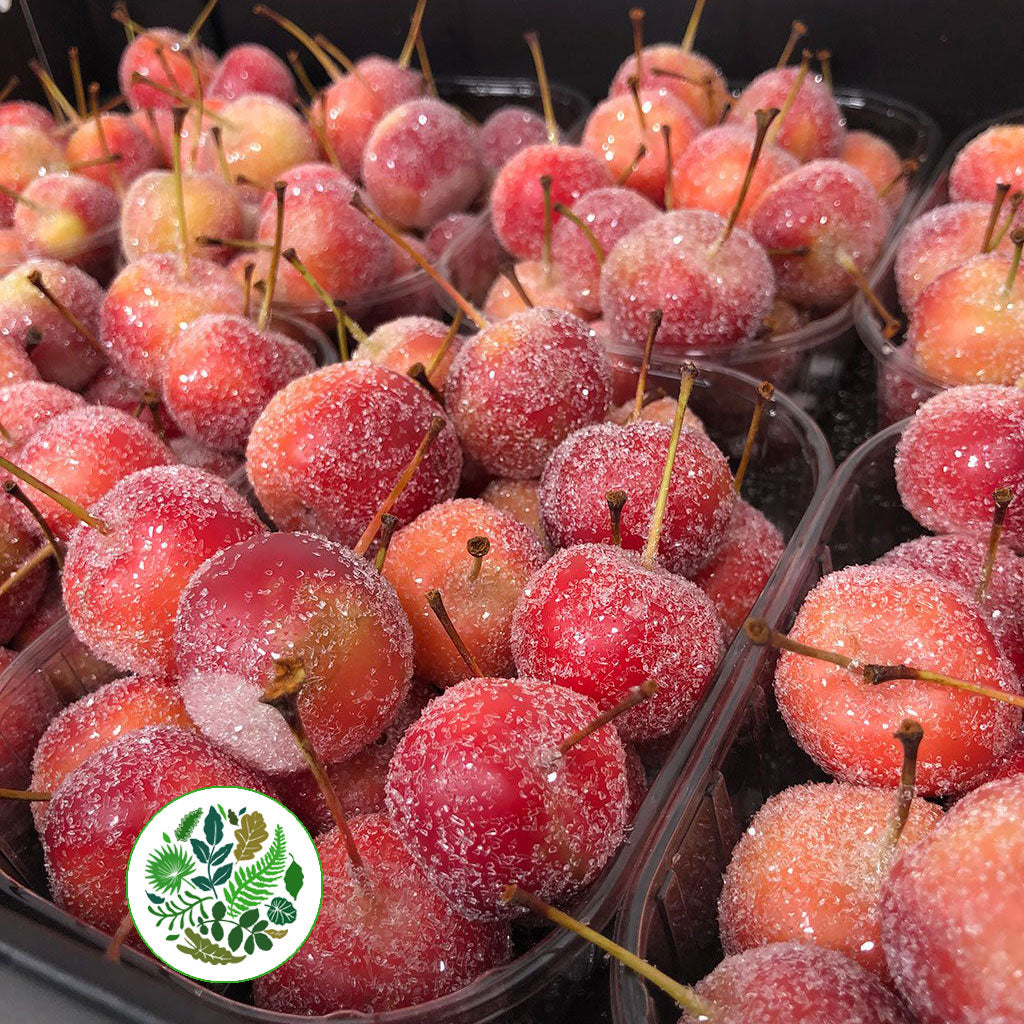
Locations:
147;891;209;931
266;897;296;925
244;934;255;955
227;809;238;826
265;928;288;939
210;842;233;866
145;844;196;895
227;925;243;952
174;808;203;842
204;806;224;847
222;826;286;917
284;858;304;900
254;933;273;951
176;928;245;965
190;839;211;863
233;812;268;862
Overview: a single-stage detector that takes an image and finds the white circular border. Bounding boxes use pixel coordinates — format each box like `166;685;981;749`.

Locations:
127;786;323;984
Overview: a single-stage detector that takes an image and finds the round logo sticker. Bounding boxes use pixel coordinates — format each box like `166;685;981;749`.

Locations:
126;786;322;983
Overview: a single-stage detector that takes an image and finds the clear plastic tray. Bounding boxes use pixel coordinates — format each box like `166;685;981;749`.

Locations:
855;108;1024;426
610;419;921;1024
0;363;831;1024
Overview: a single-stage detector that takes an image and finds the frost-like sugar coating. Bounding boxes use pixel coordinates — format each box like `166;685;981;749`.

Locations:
354;315;464;390
600;209;774;355
62;464;265;675
29;674;193;829
728;66;846;162
680;942;912;1024
511;544;723;741
65;113;159;192
0;381;85;460
671;125;799;227
0;491;47;643
162;314;315;452
775;563;1021;796
16;405;171;540
482;259;584;320
383;498;547;687
363;98;483;231
118;28;216;110
895;384;1024;551
0;336;38;385
550;186;658;316
881;774;1024;1024
83;363;182;439
386;676;629;919
479;105;549;177
719;782;943;980
490;144;611;260
692;499;784;640
42;725;268;934
0;102;55;134
607;395;707;430
253;813;511;1014
175;531;414;773
247;361;462;543
480;477;551;551
424;211;502;304
444;308;611;479
751;159;888;311
0;125;63;227
209;44;297;104
100;253;243;389
0;259;105;391
949;124;1024;203
169;436;241;479
538;420;735;576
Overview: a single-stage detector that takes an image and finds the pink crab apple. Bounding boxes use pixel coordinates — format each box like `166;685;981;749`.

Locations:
0;381;84;460
354;315;464;390
480;477;551;550
948;123;1024;203
479;105;549;177
0;101;56;135
482;260;584;320
840;130;908;213
0;125;64;226
0;490;47;643
65;113;160;191
424;212;502;304
118;28;217;110
209;43;297;104
83;363;182;439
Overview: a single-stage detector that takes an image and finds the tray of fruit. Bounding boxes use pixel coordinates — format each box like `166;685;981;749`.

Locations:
608;381;1024;1023
856;108;1024;425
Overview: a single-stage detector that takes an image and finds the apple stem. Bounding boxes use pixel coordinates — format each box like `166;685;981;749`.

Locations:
168;107;192;276
745;617;1024;710
129;71;229;124
775;20;807;69
67;47;86;117
86;85;123;190
766;245;809;257
680;0;707;52
524;31;559;144
353;415;446;556
0;416;10;443
467;535;490;581
66;152;123;173
29;61;78;124
111;2;143;40
878;158;919;200
315;37;375;99
185;49;208;169
0;786;51;802
1001;229;1024;295
977;486;1013;601
241;261;255;319
281;247;365;359
205;125;232;185
186;0;219;45
103;913;135;963
765;49;810;150
991;191;1023;251
812;48;832;91
712;107;779;253
0;76;19;105
0;543;56;600
641;361;698;568
425;588;483;676
350;192;489;328
630;8;645;82
407;362;441;401
502;885;717;1016
256;181;286;330
660;124;674;208
414;32;438;98
286;50;317;102
558;680;658;755
261;658;366;873
499;261;535;309
133;388;169;444
835;250;902;339
426;310;463;377
0;184;44;213
615;143;648;187
25;269;105;357
539;174;555;279
733;380;774;495
3;480;63;568
606;489;627;546
982;182;1012;253
630;307;663;422
627;75;648;133
553;202;606;263
398;0;429;69
877;719;924;871
253;6;342;82
0;451;110;534
373;513;399;572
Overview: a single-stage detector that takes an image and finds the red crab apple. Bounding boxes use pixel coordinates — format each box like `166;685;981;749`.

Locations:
0;337;38;385
118;28;217;110
209;44;297;104
479;105;548;177
840;130;909;213
482;260;583;319
65;112;160;191
0;490;47;643
480;478;551;551
0;101;56;135
948;123;1024;203
0;125;64;226
354;315;464;391
0;381;84;460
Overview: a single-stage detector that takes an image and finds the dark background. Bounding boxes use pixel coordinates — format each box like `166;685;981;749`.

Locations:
0;0;1016;141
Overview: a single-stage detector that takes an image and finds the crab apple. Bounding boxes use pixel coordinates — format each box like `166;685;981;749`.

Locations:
973;733;1024;785
119;29;217;110
386;676;629;919
169;436;240;478
247;361;461;543
692;500;784;640
482;260;584;319
582;89;701;204
424;212;502;304
607;395;706;430
773;563;1022;796
0;336;38;385
83;363;182;439
609;44;728;126
949;124;1024;203
539;420;735;575
161;313;315;452
0;491;47;643
383;498;547;687
670;125;799;226
480;477;551;551
906;253;1024;384
63;464;265;675
29;675;193;829
882;773;1024;1024
895;385;1024;550
679;942;913;1024
14;405;171;540
751;159;889;310
375;231;436;318
209;44;296;104
0;228;24;270
840;130;907;212
550;186;658;316
0;381;84;460
355;315;463;390
100;253;243;388
444;308;611;479
718;781;943;980
0;259;105;391
175;531;414;773
253;812;511;1014
491;144;610;260
729;65;845;163
64;113;160;191
479;105;549;177
121;169;244;264
600;209;774;355
0;101;56;135
42;725;269;934
0;125;64;226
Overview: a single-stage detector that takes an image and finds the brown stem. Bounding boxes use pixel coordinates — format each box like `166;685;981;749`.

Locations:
373;513;399;573
67;47;86;117
606;489;627;546
103;913;135;963
0;454;111;534
286;50;317;103
257;181;286;330
425;588;483;676
680;0;707;51
242;261;255;320
878;719;923;870
660;124;673;209
110;2;143;39
524;31;558;144
425;310;463;378
713;107;778;252
977;486;1013;601
414;32;437;98
467;535;490;581
553;202;605;262
398;0;429;68
626;75;648;133
207;124;232;185
499;262;535;309
630;308;663;421
0;786;51;802
1002;229;1024;295
816;49;833;92
765;49;810;150
836;251;902;339
775;19;807;68
408;362;442;401
128;72;232;126
540;174;554;279
630;8;645;82
186;0;219;44
281;248;359;360
314;35;361;79
982;182;1012;253
3;480;63;567
558;680;658;754
170;107;190;275
66;152;123;172
253;5;342;81
991;191;1023;250
0;76;19;105
0;544;56;600
0;184;44;213
29;61;77;123
615;143;648;186
877;159;919;200
733;380;774;496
